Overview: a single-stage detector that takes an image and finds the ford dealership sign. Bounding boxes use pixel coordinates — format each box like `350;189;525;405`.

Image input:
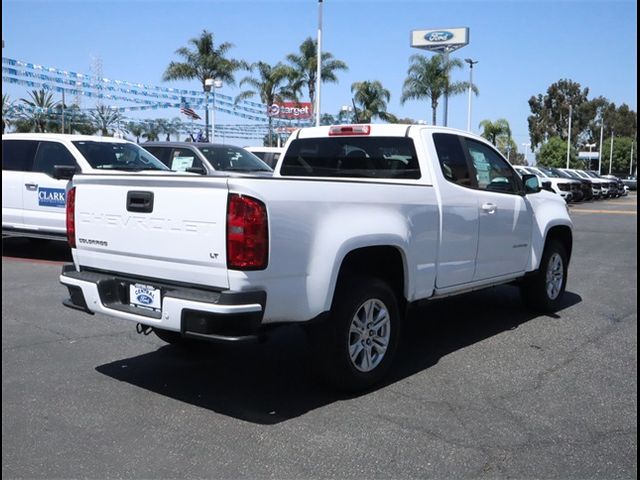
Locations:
411;27;469;51
424;31;454;42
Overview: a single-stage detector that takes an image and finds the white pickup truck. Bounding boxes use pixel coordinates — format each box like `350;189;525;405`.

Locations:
60;124;573;390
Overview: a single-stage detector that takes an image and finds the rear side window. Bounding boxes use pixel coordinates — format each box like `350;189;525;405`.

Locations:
433;133;473;187
280;137;420;179
170;148;203;172
143;146;172;168
33;141;77;177
2;140;38;171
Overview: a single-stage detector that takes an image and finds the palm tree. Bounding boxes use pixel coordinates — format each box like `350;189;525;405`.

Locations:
2;94;13;133
286;37;348;111
401;55;446;126
401;54;478;126
479;118;512;146
142;120;161;142
236;61;297;146
90;105;123;136
351;81;393;123
440;55;477;126
19;89;59;132
163;29;246;131
127;121;145;143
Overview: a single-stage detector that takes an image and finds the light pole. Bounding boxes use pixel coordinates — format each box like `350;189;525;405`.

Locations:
609;130;615;175
566;104;573;168
522;142;531;165
204;78;213;141
464;58;478;132
340;105;353;124
585;142;596;170
212;79;222;142
316;0;323;127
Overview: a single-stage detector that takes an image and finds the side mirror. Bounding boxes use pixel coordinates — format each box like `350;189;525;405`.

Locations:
522;174;542;194
53;165;77;180
185;167;207;175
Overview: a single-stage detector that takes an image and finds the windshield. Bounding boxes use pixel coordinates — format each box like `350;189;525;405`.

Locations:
551;168;576;179
197;146;272;172
537;166;564;178
73;141;169;171
585;171;601;179
527;166;548;178
573;170;590;179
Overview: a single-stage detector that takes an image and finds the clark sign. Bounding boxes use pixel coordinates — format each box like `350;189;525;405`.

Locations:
268;102;313;119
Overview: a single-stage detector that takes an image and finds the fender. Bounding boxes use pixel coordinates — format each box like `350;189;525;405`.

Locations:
526;191;573;272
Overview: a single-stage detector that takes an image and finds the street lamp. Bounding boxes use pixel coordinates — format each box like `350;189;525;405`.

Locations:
205;78;223;142
340;105;353;124
464;58;478;132
204;78;213;141
585;142;597;170
522;142;531;165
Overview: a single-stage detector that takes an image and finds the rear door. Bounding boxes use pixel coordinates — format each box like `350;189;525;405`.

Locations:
22;140;78;235
430;132;480;288
2;139;38;228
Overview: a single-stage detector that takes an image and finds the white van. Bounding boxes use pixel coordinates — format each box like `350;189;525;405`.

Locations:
2;133;169;241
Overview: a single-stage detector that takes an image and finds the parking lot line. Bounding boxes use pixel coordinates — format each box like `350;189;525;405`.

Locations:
1;256;66;266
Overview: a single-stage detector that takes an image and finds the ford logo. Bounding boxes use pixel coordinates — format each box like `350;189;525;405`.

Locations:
136;294;153;305
425;31;454;42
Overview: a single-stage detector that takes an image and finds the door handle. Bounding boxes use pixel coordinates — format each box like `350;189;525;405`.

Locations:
481;202;497;214
25;183;38;191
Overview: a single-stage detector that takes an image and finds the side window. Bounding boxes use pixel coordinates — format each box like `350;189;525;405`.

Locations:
170;148;202;172
433;133;473;187
143;146;172;168
33;141;77;177
464;139;520;194
2;140;38;171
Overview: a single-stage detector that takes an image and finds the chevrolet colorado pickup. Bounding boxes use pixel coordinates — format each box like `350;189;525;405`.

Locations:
60;124;573;390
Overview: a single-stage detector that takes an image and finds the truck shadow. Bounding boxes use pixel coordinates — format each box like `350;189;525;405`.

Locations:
1;237;72;263
95;286;581;425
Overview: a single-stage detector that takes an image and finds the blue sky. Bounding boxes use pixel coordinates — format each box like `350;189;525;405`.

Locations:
2;0;637;151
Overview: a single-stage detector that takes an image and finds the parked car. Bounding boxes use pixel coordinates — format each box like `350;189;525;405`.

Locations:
601;174;628;196
142;142;272;175
585;171;619;198
551;168;594;201
522;166;575;203
61;123;573;391
535;166;585;202
512;165;553;193
561;168;603;199
2;133;169;241
244;146;284;168
622;176;637;191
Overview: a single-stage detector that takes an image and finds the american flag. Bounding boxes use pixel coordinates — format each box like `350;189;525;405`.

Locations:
180;106;201;120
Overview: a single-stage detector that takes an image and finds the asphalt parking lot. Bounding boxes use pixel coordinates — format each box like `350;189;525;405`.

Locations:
2;194;637;479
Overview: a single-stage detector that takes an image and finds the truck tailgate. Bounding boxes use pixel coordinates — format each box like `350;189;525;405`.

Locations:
72;175;230;289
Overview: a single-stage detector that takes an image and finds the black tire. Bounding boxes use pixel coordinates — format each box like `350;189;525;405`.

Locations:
521;239;569;313
307;276;401;392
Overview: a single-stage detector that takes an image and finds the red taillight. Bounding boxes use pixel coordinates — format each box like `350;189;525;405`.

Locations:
328;125;371;136
227;194;268;270
66;187;76;248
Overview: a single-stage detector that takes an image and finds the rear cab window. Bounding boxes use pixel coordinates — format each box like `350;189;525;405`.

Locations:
280;137;420;179
72;141;168;171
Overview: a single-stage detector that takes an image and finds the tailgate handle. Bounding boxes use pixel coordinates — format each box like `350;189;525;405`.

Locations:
126;191;154;213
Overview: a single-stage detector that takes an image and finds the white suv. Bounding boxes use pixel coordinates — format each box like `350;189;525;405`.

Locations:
2;133;169;241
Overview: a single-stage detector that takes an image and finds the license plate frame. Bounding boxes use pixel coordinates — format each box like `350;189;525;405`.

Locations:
129;283;161;311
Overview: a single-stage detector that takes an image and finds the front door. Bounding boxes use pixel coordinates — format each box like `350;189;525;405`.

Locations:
463;138;533;280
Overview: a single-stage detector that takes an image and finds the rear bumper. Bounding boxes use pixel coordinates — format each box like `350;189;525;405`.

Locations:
60;264;266;342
